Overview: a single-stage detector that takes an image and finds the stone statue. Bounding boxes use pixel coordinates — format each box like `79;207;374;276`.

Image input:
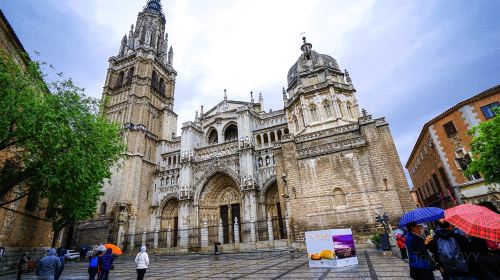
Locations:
118;209;128;223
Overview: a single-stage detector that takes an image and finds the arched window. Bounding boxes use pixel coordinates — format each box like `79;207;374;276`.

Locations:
337;100;344;118
168;157;171;166
263;133;269;145
125;67;134;84
284;128;289;134
277;130;282;140
173;155;176;165
152;71;158;89
323;100;333;118
159;78;165;96
332;188;347;206
224;124;238;141
140;26;146;44
116;71;124;87
100;202;107;216
292;116;299;131
270;131;276;143
176;174;180;184
208;128;218;144
160;178;164;186
256;135;262;146
258;157;263;167
171;176;175;184
265;155;270;166
346;102;354;119
310;104;318;121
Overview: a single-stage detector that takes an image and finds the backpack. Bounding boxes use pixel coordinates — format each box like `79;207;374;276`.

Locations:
436;236;468;273
89;256;98;268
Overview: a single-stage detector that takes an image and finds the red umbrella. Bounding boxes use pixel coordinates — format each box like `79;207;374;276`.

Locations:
444;204;500;242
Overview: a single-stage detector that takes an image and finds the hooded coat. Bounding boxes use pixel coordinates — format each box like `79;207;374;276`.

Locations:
135;246;149;269
36;249;61;277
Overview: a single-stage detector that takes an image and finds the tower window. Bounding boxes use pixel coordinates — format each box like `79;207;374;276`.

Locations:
25;191;38;212
125;67;134;84
152;71;158;89
116;71;124;87
346;102;353;119
310;105;318;122
323;101;333;118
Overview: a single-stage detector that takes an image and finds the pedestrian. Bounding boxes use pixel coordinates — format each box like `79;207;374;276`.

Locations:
396;233;408;260
98;248;114;280
17;253;28;280
54;247;67;280
427;219;476;280
405;221;435;280
88;251;99;280
36;248;61;280
135;245;150;280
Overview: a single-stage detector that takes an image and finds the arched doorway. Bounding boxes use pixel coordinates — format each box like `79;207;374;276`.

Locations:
199;172;241;244
264;182;285;239
161;198;178;247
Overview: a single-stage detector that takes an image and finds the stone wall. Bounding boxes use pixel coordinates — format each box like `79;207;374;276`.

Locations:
0;247;49;274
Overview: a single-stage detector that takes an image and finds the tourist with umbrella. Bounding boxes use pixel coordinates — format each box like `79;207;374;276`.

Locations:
400;207;444;280
444;204;500;280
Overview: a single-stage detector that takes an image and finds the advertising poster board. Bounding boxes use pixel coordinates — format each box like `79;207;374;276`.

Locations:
305;228;358;268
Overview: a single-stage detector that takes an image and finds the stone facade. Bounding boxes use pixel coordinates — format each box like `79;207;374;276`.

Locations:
0;10;54;273
406;85;500;208
73;0;413;251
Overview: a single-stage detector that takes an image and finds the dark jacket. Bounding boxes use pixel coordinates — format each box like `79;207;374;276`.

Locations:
100;248;114;272
405;232;434;271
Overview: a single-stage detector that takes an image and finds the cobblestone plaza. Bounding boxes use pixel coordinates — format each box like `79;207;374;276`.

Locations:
4;250;442;280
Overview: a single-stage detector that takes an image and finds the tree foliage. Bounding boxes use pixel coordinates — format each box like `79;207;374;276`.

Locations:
0;50;125;240
465;107;500;184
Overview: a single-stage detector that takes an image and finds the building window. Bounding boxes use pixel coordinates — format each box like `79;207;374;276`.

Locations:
224;124;238;141
346;102;353;119
443;121;457;137
323;101;333;118
332;188;347;206
310;105;318;121
293;116;299;131
100;202;107;216
116;71;124;87
480;102;499;119
208;128;218;144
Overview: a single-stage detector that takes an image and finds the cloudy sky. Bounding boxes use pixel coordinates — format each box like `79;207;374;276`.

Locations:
2;0;500;184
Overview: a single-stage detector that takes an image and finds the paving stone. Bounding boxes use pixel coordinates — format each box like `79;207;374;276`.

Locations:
2;250;444;279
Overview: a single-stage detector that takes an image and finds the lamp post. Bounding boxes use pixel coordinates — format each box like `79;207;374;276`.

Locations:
375;212;391;251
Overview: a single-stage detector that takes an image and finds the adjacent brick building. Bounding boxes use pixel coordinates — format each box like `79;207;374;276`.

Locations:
406;85;500;208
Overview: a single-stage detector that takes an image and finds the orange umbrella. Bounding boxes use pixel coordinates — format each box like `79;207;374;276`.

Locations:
104;244;123;255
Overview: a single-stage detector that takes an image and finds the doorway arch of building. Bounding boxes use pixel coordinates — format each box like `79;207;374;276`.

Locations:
198;172;242;244
263;180;286;240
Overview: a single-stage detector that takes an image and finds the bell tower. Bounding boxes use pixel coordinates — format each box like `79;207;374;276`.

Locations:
100;0;178;246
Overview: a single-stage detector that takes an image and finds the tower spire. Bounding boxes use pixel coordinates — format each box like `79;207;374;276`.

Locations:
224;89;227;100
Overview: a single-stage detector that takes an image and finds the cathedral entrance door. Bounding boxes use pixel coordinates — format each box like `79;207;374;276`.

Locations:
219;203;241;244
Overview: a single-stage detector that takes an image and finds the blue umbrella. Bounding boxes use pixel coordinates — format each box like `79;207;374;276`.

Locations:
399;207;444;226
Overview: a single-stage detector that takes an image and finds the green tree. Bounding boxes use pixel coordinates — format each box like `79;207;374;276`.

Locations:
465;107;500;184
0;50;125;245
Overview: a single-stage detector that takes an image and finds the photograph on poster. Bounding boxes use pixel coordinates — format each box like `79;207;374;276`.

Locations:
305;228;358;268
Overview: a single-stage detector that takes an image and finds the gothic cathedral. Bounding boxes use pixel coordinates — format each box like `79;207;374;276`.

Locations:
73;0;413;251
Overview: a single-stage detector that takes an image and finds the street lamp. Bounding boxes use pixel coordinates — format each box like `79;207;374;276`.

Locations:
375;212;391;251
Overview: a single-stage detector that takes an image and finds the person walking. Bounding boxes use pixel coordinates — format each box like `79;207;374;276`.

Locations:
98;248;113;280
88;251;99;280
427;219;477;280
17;253;28;280
36;248;61;280
396;233;408;260
405;221;435;280
54;247;67;280
135;246;150;280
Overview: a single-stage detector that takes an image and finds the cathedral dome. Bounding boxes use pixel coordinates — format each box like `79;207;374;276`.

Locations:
287;38;340;84
144;0;164;17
